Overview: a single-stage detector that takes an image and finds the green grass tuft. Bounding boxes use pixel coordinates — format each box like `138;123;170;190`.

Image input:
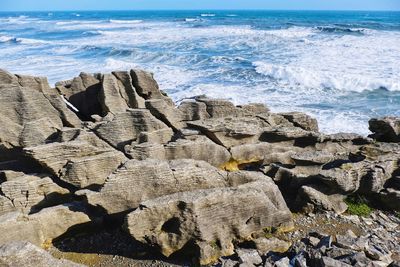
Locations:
345;195;373;217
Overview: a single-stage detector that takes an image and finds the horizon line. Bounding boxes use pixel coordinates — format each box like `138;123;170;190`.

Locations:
1;8;400;12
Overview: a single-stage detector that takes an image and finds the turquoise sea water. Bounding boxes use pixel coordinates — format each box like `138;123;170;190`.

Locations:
0;10;399;134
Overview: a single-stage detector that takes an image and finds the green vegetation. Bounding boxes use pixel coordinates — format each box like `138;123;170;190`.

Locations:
345;195;374;217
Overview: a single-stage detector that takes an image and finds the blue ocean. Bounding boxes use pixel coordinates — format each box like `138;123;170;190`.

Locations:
0;10;399;134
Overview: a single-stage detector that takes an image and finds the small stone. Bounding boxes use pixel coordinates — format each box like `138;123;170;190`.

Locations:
274;257;290;267
236;249;262;266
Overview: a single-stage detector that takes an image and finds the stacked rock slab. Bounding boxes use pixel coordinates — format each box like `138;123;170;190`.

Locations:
0;68;399;265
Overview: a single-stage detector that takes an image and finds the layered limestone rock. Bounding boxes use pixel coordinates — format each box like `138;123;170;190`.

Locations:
125;179;293;265
0;69;64;149
127;136;231;167
78;159;263;215
0;241;84;267
1;68;400;265
0;171;69;215
23;141;127;188
0;203;91;246
92;109;173;150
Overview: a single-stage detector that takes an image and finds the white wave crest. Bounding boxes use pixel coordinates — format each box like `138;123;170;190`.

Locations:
265;27;316;38
200;14;216;17
253;61;400;92
109;19;143;24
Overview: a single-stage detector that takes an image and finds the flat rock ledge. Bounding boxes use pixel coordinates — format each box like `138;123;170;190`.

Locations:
0;68;399;266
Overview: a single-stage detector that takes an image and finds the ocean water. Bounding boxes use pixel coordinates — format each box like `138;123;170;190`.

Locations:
0;10;399;134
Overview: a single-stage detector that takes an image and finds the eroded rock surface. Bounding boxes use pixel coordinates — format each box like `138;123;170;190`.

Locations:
1;68;399;266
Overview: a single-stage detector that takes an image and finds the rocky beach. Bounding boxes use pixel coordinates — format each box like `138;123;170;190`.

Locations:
0;68;399;267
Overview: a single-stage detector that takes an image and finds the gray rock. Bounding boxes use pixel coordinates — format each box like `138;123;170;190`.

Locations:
145;99;186;130
125;180;293;265
178;100;210;121
274;257;290;267
320;256;352;267
236;249;262;265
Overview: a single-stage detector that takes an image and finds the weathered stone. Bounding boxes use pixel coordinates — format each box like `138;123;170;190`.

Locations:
19;118;59;147
93;109;170;149
0;203;91;246
280;112;319;132
379;188;400;211
56;72;102;118
126;142;166;160
236;249;262;265
369;117;400;143
253;237;291;255
0;70;63;148
178;100;210;121
125;180;293;265
145;99;186;130
16;74;82;128
163;136;231;167
188;117;269;148
24;141;126;188
130;69;173;105
0;241;84;267
79;160;263;215
295;185;347;214
0;172;69;215
113;71;146;108
319;256;352;267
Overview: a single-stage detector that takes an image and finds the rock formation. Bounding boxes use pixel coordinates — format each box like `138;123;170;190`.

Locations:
0;68;399;266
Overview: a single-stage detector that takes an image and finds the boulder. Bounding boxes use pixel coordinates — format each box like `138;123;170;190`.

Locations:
0;203;91;246
78;159;262;215
93;109;172;149
130;69;173;105
280;112;319;132
369;117;400;143
16;73;82;128
295;185;348;214
163;136;231;167
188;116;269;148
0;69;63;148
0;172;69;215
178;100;210;121
125;179;293;265
145;99;186;130
24;141;127;188
0;241;83;267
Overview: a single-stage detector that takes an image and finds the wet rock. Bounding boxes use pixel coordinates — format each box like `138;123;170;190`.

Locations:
125;180;293;265
0;241;83;267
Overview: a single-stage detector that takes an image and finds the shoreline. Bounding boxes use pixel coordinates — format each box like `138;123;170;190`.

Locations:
0;68;399;266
